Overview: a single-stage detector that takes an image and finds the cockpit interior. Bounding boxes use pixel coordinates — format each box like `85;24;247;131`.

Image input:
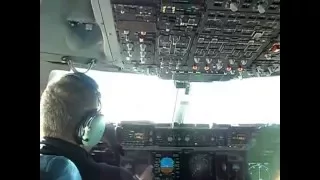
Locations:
40;0;280;179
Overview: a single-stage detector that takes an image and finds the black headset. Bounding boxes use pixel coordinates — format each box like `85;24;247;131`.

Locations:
64;72;106;147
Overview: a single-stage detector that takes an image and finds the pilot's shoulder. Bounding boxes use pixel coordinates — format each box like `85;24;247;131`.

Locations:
44;155;82;180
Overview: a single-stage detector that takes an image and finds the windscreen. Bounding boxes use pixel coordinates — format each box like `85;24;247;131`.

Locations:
184;77;280;124
93;72;177;123
47;70;279;124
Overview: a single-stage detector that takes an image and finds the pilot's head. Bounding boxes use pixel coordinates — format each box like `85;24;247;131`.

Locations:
40;73;105;148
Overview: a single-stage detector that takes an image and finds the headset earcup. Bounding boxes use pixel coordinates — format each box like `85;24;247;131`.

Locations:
82;115;106;147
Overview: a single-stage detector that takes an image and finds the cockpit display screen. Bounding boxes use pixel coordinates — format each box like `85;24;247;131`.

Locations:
160;157;174;174
230;133;247;146
153;152;181;180
120;124;154;145
127;130;146;141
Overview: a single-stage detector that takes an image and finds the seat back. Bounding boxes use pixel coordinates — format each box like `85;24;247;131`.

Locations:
40;155;82;180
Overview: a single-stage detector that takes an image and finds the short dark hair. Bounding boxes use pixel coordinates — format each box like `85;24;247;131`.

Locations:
40;73;100;139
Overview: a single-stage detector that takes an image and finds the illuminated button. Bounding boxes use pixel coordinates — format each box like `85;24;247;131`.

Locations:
205;58;212;64
241;60;247;65
217;63;223;70
271;43;280;53
140;44;147;51
226;66;232;71
192;65;198;71
258;4;266;14
127;51;132;57
140;51;146;58
140;57;146;64
126;43;133;51
167;137;173;142
230;3;239;12
194;57;200;63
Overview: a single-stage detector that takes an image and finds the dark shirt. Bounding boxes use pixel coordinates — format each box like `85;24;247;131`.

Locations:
40;137;134;180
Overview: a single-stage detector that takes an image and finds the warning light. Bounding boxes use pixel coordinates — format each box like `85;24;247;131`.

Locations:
238;66;244;72
192;64;198;71
204;65;210;71
226;66;232;71
270;43;280;53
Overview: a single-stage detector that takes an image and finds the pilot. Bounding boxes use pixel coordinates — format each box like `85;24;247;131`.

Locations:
40;72;153;180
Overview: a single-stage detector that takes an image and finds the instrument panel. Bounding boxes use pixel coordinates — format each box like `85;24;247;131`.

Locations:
116;150;278;180
92;122;279;180
108;149;278;180
41;0;280;82
122;150;247;180
118;122;260;149
111;0;280;81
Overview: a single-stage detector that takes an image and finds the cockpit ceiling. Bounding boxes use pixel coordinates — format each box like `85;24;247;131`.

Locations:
40;0;280;82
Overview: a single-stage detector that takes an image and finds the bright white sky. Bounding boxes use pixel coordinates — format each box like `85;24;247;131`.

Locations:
49;70;280;125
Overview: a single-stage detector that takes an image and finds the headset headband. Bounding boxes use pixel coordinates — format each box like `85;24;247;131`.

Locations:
66;72;101;110
67;72;99;92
